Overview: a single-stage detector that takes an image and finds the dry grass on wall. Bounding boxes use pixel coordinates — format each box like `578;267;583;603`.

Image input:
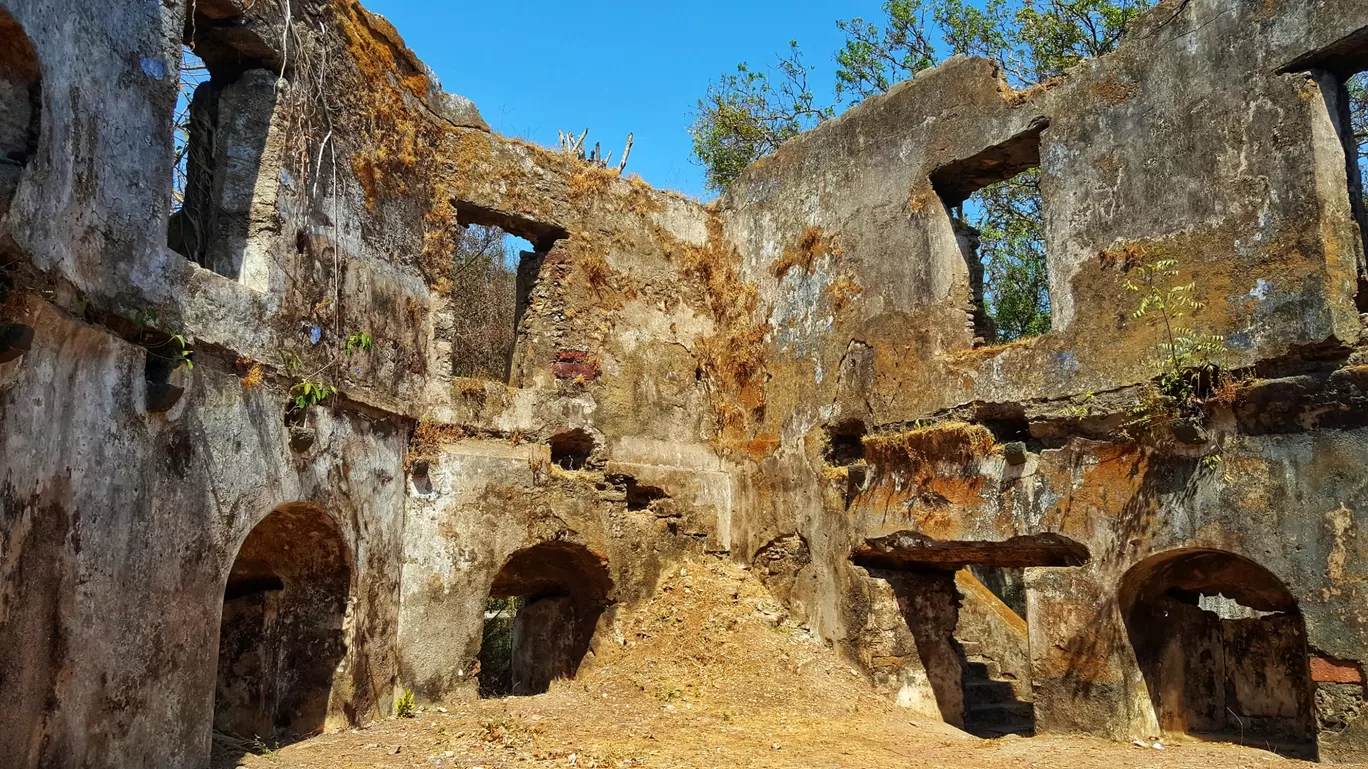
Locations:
667;219;772;453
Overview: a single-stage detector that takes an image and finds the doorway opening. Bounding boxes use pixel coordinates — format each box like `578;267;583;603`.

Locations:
854;531;1089;738
214;504;352;745
1119;548;1316;758
477;541;611;697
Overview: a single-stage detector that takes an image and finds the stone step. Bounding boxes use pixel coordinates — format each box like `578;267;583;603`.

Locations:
966;700;1035;728
958;640;982;657
963;657;1002;680
963;679;1018;706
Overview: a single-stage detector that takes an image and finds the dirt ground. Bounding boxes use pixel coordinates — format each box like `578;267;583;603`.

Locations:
217;556;1358;769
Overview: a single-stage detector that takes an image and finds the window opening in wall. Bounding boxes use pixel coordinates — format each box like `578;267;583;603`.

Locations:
477;543;611;698
1346;70;1368;307
930;122;1051;346
449;203;568;384
1289;32;1368;311
1119;549;1316;758
450;224;529;381
168;9;279;283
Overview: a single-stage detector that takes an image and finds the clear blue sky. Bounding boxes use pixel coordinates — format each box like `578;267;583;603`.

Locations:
361;1;890;199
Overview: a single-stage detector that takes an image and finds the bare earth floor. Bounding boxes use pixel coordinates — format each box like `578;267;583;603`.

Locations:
217;558;1362;769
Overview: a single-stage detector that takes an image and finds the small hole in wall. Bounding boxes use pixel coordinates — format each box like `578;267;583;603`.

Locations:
823;419;867;466
549;428;596;471
409;460;433;495
930;121;1052;347
140;330;188;413
621;477;668;510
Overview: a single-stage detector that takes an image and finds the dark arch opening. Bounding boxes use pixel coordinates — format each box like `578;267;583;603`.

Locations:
1119;548;1316;758
0;8;41;222
478;541;611;697
214;504;352;745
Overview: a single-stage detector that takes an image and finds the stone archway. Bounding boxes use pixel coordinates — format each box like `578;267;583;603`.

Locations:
478;541;611;697
1119;548;1316;758
215;503;352;741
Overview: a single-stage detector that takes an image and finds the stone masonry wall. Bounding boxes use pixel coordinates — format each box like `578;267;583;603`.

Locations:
5;0;1368;766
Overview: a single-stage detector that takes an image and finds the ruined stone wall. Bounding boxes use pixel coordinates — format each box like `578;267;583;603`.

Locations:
7;0;1368;766
0;1;737;767
711;0;1368;760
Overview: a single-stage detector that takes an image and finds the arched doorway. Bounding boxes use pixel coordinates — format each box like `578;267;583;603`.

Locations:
478;541;611;697
215;504;352;742
1119;548;1315;758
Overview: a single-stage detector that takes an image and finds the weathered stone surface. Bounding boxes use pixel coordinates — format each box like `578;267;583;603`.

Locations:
6;0;1368;765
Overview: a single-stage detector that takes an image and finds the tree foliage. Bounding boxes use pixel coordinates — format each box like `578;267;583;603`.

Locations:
689;0;1155;342
451;224;519;382
689;42;833;193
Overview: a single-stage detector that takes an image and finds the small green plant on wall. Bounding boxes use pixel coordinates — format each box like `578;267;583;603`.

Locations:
345;332;372;357
290;380;336;410
282;331;374;413
396;688;416;718
1122;258;1229;441
134;308;195;371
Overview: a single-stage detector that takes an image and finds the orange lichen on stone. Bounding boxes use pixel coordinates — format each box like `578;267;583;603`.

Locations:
335;0;430;99
771;226;840;279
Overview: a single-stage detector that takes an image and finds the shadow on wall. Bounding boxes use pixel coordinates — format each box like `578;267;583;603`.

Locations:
213;503;353;760
1119;548;1317;759
478;541;612;697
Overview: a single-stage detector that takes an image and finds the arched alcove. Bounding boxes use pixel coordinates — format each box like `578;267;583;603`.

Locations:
215;503;352;742
478;541;611;697
1119;548;1316;758
0;7;41;221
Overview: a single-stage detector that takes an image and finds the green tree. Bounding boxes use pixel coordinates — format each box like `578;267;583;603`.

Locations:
976;168;1051;340
689;42;833;192
834;1;938;102
688;0;1153;341
936;0;1151;87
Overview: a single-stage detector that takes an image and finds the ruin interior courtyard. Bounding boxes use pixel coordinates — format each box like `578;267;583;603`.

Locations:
6;0;1368;766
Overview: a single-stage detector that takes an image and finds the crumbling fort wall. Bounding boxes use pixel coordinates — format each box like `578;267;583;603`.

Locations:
3;0;1368;766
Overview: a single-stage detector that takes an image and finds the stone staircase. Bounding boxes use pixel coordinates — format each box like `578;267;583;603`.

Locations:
958;639;1034;738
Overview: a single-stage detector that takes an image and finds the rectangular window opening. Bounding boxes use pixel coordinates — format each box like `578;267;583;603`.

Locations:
1343;69;1368;309
449;202;568;384
1287;29;1368;311
168;6;279;285
450;223;530;383
930;122;1051;347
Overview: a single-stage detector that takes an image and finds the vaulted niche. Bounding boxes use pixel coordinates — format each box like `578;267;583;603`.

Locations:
449;202;568;383
0;8;41;222
1119;549;1316;759
930;120;1051;346
215;504;352;744
168;4;282;288
853;531;1089;738
477;542;611;697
